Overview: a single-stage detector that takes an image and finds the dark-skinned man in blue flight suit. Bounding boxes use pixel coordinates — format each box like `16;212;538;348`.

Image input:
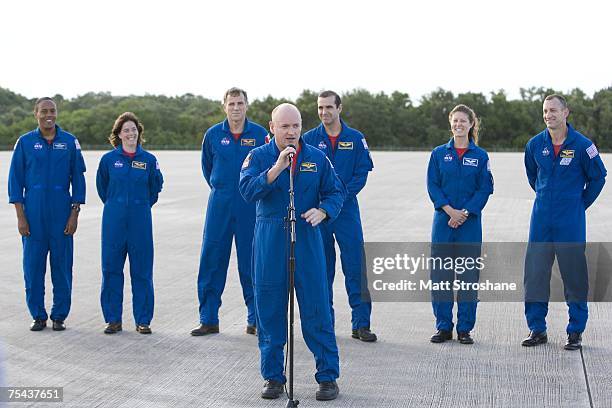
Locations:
240;103;345;401
522;94;606;350
303;90;376;342
8;97;86;332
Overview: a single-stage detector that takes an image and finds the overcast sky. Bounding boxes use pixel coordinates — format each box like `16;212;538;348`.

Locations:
2;0;610;103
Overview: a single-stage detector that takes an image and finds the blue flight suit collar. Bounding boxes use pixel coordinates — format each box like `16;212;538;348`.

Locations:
221;117;254;136
34;125;64;142
445;138;476;151
114;144;145;158
313;118;350;140
542;122;577;148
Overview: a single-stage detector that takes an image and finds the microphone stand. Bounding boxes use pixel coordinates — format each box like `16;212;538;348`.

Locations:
286;153;299;408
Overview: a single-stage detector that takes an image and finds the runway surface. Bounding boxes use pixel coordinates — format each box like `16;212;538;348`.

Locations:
1;150;611;407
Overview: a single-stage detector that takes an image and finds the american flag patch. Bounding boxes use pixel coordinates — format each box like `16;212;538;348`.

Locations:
586;143;599;159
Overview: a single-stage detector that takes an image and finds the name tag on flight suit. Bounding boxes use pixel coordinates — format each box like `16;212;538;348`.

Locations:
241;139;256;146
463;157;479;167
132;161;147;170
560;150;574;166
53;142;67;150
338;142;353;150
300;162;317;172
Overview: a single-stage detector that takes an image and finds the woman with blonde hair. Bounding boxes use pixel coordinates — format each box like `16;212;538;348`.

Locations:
426;104;493;344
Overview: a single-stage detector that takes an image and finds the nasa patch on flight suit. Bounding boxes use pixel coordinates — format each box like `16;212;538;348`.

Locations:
300;162;317;172
338;141;353;150
241;138;256;147
463;157;479;167
132;161;147;170
53;142;67;150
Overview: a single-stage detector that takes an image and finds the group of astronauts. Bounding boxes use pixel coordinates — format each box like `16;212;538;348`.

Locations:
7;88;607;402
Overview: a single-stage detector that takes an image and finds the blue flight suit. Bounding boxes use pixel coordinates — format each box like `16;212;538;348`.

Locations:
427;139;493;333
198;118;267;326
524;124;606;334
303;120;374;330
8;126;86;322
239;140;345;384
96;145;163;325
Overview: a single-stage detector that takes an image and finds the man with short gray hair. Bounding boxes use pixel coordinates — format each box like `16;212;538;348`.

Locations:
191;88;267;336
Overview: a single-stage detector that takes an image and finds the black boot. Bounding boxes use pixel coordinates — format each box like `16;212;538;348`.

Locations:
104;322;122;334
316;381;339;401
351;327;377;342
430;329;452;343
564;332;582;350
190;324;219;336
457;332;474;344
30;319;47;331
52;320;66;331
261;380;284;399
521;331;547;347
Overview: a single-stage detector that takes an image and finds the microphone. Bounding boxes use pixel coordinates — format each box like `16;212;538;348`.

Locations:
287;144;296;161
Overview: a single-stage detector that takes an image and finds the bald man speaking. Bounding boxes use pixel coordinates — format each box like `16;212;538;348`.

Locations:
239;104;345;401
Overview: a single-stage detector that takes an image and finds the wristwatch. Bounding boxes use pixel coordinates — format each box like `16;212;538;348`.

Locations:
71;203;81;213
319;208;328;220
462;209;469;217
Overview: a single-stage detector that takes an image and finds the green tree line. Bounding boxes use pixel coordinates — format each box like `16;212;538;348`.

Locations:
1;86;611;150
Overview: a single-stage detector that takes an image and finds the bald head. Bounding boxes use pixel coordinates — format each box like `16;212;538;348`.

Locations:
270;103;302;150
271;103;301;123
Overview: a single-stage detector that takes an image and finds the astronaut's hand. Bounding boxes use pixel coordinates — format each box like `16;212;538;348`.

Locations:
64;212;79;235
275;146;297;171
445;207;467;227
301;208;327;227
17;216;30;236
267;146;297;184
448;219;460;229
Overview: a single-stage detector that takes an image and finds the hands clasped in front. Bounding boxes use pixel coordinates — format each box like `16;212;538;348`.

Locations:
444;207;468;229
